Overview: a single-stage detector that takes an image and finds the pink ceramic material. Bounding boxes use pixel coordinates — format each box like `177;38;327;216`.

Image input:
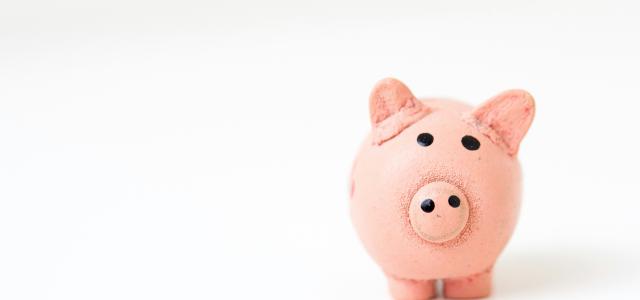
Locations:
350;78;535;299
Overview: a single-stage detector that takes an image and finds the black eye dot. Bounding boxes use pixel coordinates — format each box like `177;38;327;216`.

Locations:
461;135;480;150
417;133;434;147
448;195;461;208
420;199;435;213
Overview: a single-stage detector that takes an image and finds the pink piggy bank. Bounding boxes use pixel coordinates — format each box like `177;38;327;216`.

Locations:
350;78;535;299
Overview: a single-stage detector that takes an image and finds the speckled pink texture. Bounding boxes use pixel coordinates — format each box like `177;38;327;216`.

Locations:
369;78;431;145
350;78;535;299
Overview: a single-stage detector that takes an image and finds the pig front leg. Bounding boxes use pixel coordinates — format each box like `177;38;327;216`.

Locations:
443;267;493;299
386;275;435;300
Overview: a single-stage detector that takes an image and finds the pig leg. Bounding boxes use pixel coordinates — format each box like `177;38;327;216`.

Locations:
443;267;492;299
386;275;435;300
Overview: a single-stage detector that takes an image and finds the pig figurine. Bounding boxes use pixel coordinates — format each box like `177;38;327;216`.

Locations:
350;78;535;299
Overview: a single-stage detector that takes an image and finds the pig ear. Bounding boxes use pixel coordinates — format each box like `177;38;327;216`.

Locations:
369;78;430;145
470;89;535;155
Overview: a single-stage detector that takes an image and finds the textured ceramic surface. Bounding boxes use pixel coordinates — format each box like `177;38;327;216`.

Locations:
350;78;535;299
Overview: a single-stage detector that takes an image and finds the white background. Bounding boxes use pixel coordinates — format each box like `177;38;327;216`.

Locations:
1;1;640;299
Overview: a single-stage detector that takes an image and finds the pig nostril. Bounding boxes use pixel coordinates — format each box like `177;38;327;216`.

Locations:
420;199;435;213
448;195;461;208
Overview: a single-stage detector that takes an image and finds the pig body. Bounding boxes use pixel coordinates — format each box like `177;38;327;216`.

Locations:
350;79;534;299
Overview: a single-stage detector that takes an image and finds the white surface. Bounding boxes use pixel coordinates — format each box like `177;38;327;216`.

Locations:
1;1;640;299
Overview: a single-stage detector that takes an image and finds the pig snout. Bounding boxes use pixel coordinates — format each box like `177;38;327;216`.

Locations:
409;182;470;243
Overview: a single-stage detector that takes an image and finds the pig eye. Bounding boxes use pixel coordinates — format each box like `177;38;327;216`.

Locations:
461;135;480;151
417;133;434;147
